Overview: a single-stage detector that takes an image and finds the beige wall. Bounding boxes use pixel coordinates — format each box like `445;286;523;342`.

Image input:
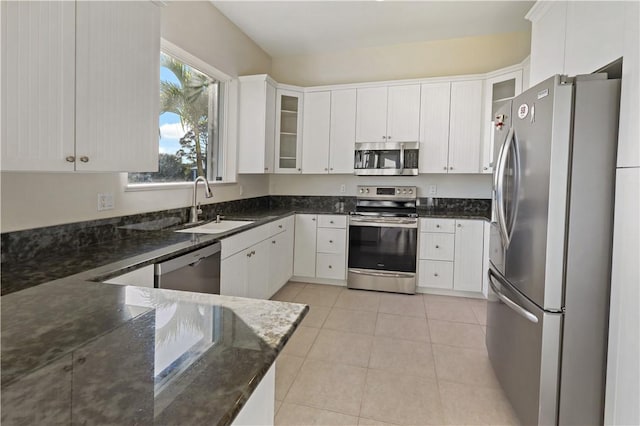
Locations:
0;1;272;233
0;174;269;233
161;1;271;77
271;31;531;86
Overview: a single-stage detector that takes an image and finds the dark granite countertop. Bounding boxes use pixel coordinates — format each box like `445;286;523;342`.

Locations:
1;207;489;295
1;277;308;425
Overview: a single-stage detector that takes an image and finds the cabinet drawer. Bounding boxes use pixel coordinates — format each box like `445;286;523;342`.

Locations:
270;215;294;235
316;253;346;280
316;228;346;254
419;233;455;261
420;218;455;233
419;260;454;289
317;215;347;229
221;224;271;259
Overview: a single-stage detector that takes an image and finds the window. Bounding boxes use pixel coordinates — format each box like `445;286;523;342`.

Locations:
128;51;226;184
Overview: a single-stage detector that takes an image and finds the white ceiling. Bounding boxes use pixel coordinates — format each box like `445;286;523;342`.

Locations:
211;1;534;58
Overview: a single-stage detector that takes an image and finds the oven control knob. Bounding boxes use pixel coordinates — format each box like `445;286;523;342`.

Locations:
366;188;370;193
402;189;407;194
409;189;413;194
359;188;364;193
396;189;401;194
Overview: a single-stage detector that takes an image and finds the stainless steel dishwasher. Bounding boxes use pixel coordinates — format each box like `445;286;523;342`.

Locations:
154;242;221;294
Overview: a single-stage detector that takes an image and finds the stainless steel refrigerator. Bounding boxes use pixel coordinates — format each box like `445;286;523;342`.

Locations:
487;74;621;426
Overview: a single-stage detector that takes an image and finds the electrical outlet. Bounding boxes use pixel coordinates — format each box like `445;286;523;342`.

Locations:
340;184;346;194
428;184;437;195
97;193;114;211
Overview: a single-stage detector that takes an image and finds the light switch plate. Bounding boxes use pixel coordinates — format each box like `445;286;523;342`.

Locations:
97;193;114;211
428;184;437;195
340;184;346;193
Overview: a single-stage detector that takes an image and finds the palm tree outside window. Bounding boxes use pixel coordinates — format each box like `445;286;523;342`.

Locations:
129;52;224;183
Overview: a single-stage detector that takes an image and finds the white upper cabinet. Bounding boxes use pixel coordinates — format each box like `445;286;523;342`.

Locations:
1;1;76;172
275;89;304;173
448;80;483;173
355;86;388;142
329;89;357;174
419;83;451;173
355;85;421;143
481;69;523;174
301;89;356;174
527;1;568;86
387;85;422;142
301;91;331;174
563;2;626;78
1;1;160;172
75;1;160;172
238;75;276;173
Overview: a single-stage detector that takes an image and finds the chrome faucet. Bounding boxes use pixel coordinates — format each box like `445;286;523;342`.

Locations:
190;176;213;223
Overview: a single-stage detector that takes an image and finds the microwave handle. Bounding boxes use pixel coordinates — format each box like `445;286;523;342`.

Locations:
399;143;405;172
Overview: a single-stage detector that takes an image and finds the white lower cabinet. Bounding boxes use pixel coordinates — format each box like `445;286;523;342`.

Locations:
103;264;155;288
293;214;347;283
231;364;275;426
293;215;318;277
453;220;485;292
221;217;294;299
418;260;454;289
269;227;294;297
418;218;485;294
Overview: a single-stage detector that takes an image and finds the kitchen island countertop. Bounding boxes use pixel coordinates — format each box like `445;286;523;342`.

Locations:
1;276;308;425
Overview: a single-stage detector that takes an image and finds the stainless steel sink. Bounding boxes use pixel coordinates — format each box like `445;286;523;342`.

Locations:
175;220;254;235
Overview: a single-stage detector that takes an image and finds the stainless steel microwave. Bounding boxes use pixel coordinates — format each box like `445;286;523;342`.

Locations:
354;142;419;176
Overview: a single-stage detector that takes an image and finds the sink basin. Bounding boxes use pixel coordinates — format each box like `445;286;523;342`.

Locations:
175;220;254;235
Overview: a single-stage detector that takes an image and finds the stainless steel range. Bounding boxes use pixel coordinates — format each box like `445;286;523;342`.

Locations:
347;186;418;294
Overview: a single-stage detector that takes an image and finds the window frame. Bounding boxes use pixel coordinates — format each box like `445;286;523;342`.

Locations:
126;39;236;191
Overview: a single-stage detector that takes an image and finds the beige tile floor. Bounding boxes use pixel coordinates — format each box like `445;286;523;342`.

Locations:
270;282;520;426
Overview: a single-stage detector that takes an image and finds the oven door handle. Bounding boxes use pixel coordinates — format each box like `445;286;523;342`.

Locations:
349;269;415;279
349;217;417;228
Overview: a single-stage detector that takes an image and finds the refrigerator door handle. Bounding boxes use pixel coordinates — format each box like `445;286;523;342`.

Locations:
488;269;539;324
495;127;514;248
507;129;522;243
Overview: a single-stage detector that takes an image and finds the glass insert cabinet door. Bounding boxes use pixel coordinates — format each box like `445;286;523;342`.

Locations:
274;89;304;173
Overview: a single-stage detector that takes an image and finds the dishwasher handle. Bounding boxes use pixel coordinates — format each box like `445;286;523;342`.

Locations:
155;242;221;276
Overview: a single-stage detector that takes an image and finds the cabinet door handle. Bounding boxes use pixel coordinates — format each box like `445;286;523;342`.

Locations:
457;224;462;228
443;166;447;170
382;136;387;139
434;273;439;277
329;240;333;243
298;168;301;172
324;168;328;171
252;250;256;255
387;136;392;139
330;168;333;171
449;166;453;170
435;245;440;248
272;240;276;244
330;220;334;224
279;224;283;229
436;224;440;228
312;218;316;221
65;156;75;163
247;252;252;258
328;265;332;269
79;156;89;163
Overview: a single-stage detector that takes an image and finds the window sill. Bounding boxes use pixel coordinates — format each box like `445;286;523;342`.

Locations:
125;180;234;192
